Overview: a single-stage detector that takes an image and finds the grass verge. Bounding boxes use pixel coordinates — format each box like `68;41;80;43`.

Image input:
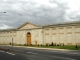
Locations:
23;45;80;50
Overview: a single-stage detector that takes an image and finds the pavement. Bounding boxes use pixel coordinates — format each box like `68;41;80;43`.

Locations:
0;45;80;55
0;45;80;60
13;46;80;56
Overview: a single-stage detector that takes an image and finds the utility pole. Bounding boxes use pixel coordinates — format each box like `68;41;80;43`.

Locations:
12;38;13;50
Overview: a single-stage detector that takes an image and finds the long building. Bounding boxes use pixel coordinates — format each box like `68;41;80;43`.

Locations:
0;21;80;45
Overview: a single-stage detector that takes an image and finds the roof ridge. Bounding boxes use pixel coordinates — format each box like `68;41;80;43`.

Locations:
17;22;41;29
43;20;80;26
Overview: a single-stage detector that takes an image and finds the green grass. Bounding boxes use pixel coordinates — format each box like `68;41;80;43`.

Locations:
0;44;80;50
24;45;80;50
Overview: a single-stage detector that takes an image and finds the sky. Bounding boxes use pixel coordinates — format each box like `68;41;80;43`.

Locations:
0;0;80;29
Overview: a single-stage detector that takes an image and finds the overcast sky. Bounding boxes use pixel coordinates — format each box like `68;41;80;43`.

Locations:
0;0;80;29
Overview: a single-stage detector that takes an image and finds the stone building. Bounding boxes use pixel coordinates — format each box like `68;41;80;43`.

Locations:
0;21;80;45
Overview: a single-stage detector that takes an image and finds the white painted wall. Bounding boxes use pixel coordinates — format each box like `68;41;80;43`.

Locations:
31;29;43;45
43;26;80;45
0;24;80;45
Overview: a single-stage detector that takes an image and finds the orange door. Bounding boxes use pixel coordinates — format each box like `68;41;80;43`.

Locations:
27;32;31;45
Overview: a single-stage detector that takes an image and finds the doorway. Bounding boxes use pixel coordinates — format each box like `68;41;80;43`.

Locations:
27;32;31;45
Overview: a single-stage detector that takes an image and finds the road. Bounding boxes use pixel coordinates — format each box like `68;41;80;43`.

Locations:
0;51;28;60
0;45;80;60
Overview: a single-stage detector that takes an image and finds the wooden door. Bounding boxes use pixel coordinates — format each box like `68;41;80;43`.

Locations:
27;32;31;45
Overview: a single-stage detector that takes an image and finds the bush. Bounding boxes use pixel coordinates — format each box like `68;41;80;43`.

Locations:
57;44;59;46
46;44;48;46
49;44;51;46
30;44;32;45
19;44;21;46
63;44;64;46
41;44;42;46
38;44;39;46
24;43;27;46
51;42;54;46
75;45;78;48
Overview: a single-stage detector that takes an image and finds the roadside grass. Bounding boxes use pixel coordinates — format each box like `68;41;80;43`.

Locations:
23;45;80;50
42;45;78;50
0;44;80;50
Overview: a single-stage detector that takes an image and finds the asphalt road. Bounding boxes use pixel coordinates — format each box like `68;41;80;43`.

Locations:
0;51;29;60
0;45;80;60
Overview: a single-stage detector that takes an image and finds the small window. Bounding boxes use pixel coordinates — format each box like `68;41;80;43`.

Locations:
52;28;56;30
75;26;80;28
67;27;72;29
59;28;63;29
45;29;49;30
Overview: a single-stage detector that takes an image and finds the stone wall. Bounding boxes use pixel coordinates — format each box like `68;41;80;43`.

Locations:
43;25;80;45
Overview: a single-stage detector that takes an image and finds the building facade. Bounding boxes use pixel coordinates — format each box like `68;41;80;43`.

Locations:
0;22;80;45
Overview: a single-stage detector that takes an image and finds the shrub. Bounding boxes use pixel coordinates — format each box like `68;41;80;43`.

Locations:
30;44;32;45
38;44;39;46
41;44;42;46
63;44;64;46
57;44;59;46
48;44;50;46
75;45;78;48
46;44;48;46
24;43;27;46
51;42;54;46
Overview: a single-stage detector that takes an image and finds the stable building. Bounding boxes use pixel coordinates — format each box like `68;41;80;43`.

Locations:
0;21;80;45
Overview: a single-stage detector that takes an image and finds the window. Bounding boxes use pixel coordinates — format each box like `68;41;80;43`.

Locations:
66;27;72;34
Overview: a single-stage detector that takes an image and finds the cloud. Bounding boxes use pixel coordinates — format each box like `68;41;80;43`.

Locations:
68;11;80;21
0;24;12;29
0;0;80;29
